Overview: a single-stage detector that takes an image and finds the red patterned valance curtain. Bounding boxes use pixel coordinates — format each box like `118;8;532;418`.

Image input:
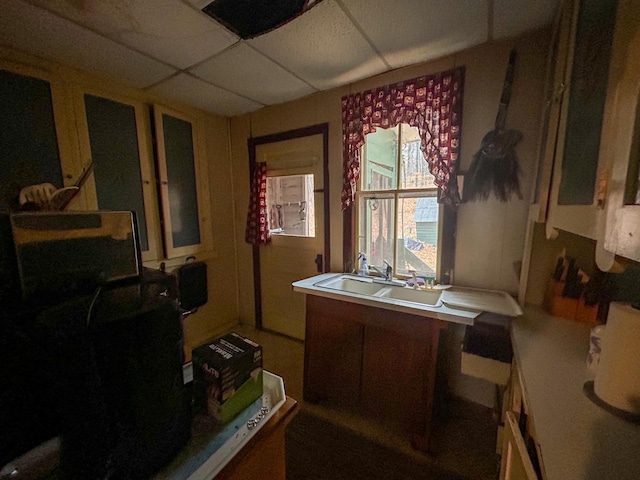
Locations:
341;66;465;210
245;162;270;245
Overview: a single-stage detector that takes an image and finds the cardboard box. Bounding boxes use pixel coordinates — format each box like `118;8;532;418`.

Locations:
192;333;263;423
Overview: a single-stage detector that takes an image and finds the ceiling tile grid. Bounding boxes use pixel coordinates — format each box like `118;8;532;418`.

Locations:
0;0;176;88
247;0;388;91
1;0;559;116
341;0;490;69
29;0;239;69
148;73;263;117
190;42;317;105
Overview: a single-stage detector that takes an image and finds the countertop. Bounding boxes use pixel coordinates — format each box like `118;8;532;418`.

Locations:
512;306;640;480
293;273;481;325
154;372;293;480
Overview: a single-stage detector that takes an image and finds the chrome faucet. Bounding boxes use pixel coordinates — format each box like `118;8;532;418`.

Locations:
383;260;393;281
372;260;393;281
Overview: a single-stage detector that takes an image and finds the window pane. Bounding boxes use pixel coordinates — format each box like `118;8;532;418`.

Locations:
395;195;438;277
358;196;395;270
362;127;398;191
162;113;201;248
399;124;436;190
266;174;315;237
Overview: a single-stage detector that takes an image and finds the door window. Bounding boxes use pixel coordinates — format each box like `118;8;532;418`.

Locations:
266;174;315;237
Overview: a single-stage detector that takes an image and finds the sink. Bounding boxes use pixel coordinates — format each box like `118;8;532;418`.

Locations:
376;286;442;306
315;275;385;295
295;273;482;326
313;274;442;307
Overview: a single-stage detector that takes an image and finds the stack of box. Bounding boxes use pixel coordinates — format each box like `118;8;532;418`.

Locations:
192;333;263;423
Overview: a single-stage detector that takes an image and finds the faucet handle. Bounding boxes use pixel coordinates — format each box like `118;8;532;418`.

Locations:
382;260;393;280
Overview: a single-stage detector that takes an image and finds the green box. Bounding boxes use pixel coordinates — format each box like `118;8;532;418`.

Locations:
192;333;263;423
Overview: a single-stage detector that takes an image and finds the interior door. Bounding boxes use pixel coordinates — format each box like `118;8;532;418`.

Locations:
257;133;325;340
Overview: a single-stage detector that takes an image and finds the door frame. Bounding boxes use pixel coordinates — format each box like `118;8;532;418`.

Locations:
248;123;330;330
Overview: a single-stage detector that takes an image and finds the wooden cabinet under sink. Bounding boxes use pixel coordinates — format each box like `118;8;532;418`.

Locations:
303;295;447;452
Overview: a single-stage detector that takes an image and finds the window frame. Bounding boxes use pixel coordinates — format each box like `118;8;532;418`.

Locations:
349;124;457;284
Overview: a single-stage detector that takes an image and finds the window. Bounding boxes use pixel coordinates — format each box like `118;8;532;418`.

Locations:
357;124;439;279
266;174;315;237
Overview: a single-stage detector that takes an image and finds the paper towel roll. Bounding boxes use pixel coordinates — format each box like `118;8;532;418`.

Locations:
594;302;640;414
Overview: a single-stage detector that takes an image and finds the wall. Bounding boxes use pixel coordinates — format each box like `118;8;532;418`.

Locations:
230;29;550;406
0;46;240;356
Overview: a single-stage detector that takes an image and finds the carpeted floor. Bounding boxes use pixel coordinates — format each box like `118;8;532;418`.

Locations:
285;409;470;480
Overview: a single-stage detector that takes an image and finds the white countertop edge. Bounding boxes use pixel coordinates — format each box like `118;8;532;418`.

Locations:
181;371;286;480
512;306;640;480
292;273;478;326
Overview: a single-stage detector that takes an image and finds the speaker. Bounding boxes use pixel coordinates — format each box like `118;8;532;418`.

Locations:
26;277;191;479
176;261;208;311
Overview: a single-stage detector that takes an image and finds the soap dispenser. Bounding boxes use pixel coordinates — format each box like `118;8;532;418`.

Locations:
357;252;369;276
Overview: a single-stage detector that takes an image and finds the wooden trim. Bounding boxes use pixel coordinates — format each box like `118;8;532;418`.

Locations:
440;204;457;285
322;124;331;271
343;205;354;273
247;123;330;330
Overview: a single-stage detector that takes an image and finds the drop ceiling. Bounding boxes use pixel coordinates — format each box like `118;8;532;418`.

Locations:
0;0;558;117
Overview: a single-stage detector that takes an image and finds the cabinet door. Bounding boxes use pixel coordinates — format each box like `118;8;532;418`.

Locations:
0;64;80;211
361;324;432;434
153;105;211;259
601;0;640;262
534;0;574;223
499;412;538;480
303;296;363;408
74;89;161;261
545;0;618;239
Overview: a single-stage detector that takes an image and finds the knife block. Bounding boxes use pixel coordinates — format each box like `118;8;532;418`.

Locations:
543;278;598;324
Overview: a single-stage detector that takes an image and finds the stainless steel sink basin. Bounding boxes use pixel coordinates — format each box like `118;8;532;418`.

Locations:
295;273;482;326
376;286;442;306
315;275;385;295
313;274;442;307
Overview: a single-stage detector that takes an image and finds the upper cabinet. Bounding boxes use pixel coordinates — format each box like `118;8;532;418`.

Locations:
74;88;162;262
537;0;618;240
152;105;213;260
0;64;82;211
0;60;213;264
599;0;640;263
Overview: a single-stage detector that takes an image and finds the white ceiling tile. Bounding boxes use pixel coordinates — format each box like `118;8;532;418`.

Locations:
149;73;263;117
0;0;176;88
190;43;317;105
248;0;388;90
343;0;489;69
30;0;239;69
493;0;558;39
